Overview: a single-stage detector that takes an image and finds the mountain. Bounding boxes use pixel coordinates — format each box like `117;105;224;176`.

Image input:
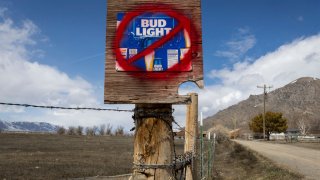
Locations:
204;77;320;134
0;120;58;132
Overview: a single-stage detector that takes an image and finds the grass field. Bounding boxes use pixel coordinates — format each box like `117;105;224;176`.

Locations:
0;133;303;179
0;133;135;179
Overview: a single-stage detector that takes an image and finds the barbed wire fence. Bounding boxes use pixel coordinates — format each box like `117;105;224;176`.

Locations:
0;102;134;112
0;102;216;179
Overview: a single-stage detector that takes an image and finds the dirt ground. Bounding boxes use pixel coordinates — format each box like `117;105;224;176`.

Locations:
0;133;303;179
212;137;303;180
236;140;320;180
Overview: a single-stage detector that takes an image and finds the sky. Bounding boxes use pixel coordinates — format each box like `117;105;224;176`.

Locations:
0;0;320;131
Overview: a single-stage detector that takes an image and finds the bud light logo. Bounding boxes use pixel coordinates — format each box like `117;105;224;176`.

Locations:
116;12;191;72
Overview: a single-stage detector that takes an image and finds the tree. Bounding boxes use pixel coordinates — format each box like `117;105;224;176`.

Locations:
67;126;77;135
296;118;311;136
106;123;113;135
85;127;95;136
56;126;66;135
114;125;124;136
98;124;106;136
249;111;288;140
76;126;83;135
296;111;312;136
93;126;99;135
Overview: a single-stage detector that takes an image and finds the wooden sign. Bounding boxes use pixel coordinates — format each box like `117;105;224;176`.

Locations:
105;0;203;104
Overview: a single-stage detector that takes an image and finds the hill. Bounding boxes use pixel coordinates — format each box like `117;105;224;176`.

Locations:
0;120;58;132
204;77;320;134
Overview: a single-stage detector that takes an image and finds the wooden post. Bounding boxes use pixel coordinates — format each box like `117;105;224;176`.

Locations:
200;112;204;179
131;104;174;180
185;93;198;180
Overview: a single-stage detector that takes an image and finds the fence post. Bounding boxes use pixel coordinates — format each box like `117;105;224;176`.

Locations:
185;93;198;180
132;104;174;180
200;112;204;179
207;132;212;179
212;133;216;169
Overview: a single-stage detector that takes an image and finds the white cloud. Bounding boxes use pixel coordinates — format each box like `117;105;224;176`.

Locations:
0;8;134;130
215;27;256;61
0;14;97;107
181;34;320;120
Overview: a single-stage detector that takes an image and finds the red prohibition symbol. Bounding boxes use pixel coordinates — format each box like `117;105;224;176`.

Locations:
114;4;200;78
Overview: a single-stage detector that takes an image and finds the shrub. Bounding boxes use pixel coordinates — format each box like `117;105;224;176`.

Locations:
67;126;77;135
56;126;66;135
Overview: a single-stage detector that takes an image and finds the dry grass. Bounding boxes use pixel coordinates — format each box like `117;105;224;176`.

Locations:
289;142;320;150
278;142;320;150
0;133;134;179
264;140;320;150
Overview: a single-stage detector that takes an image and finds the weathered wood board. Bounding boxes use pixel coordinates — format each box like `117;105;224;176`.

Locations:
105;0;203;104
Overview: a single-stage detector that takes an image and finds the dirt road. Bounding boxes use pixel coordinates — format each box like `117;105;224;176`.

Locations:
235;140;320;180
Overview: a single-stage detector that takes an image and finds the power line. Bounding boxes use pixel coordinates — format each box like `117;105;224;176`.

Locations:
0;102;133;112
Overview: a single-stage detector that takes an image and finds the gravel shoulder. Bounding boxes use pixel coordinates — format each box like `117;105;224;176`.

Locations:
235;140;320;180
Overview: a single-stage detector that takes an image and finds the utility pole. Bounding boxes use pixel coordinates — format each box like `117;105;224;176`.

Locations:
257;84;273;140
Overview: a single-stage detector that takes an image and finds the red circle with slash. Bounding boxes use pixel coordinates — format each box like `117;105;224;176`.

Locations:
114;4;198;78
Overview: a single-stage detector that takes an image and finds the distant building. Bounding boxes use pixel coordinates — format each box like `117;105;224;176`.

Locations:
229;129;241;139
270;132;285;140
286;128;300;135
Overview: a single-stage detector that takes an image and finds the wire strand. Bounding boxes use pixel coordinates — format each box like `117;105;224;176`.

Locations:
172;120;195;138
0;102;133;112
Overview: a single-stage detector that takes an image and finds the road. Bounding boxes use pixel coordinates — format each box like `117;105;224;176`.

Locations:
235;140;320;180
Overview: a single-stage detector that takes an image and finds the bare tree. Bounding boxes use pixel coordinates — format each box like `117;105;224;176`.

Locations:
76;126;83;135
93;126;98;135
106;123;113;135
115;125;124;136
297;118;311;136
56;126;66;135
296;111;313;136
99;124;106;136
67;126;77;135
85;127;95;136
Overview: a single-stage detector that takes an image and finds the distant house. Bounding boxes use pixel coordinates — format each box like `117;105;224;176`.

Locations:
285;128;300;142
270;132;285;140
175;130;185;139
229;129;241;139
173;128;185;139
286;128;300;135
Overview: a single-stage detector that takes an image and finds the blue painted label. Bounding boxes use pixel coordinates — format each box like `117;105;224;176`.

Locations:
116;12;191;72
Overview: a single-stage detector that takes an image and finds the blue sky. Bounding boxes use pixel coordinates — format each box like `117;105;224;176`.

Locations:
0;0;320;130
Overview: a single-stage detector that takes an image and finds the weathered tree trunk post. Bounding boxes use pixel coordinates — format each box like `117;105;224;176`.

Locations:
131;104;175;180
185;93;198;180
